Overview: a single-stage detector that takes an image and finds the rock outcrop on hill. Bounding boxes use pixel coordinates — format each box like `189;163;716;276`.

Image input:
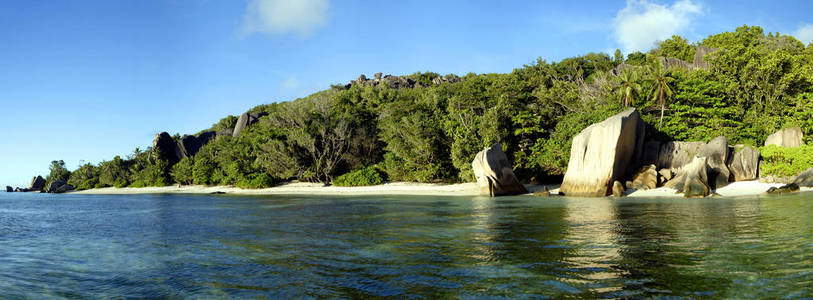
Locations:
232;112;268;137
152;132;184;165
471;144;528;197
179;131;218;158
666;156;712;198
764;126;803;147
560;108;645;197
345;73;461;90
727;145;759;181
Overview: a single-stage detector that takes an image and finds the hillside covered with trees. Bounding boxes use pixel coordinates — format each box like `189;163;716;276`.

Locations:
44;26;813;190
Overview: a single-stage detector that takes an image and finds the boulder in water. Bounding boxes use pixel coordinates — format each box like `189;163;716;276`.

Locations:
46;180;73;193
766;183;800;194
665;156;711;198
764;127;803;148
560;108;645;197
471;144;528;197
5;186;12;192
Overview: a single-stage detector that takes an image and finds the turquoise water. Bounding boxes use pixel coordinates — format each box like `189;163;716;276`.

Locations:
0;192;811;298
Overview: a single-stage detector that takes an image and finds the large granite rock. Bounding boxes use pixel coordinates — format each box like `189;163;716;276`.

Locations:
631;164;658;190
765;127;803;147
727;145;760;181
693;46;713;70
641;141;661;166
152;132;183;165
792;167;813;187
656;141;705;170
666;156;711;198
471;144;528;197
29;175;46;191
560;108;645;197
46;180;73;193
5;186;12;192
700;136;730;189
179;131;217;158
232;112;268;137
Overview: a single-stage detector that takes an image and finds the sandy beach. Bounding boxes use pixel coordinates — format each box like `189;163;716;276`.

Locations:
70;180;811;197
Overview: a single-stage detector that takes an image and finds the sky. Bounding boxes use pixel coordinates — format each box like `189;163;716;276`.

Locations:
1;0;811;188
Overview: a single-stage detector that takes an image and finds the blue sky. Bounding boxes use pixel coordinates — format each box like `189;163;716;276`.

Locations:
1;0;811;188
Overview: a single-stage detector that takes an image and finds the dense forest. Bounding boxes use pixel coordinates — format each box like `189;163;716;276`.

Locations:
45;26;813;190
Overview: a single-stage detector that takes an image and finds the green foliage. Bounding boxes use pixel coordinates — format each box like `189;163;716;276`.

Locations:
656;35;696;62
236;173;274;189
45;160;71;187
52;25;813;188
333;166;385;187
759;144;813;177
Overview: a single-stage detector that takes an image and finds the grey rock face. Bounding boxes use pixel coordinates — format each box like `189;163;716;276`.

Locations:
656;141;705;170
727;145;760;181
46;180;70;193
29;176;46;191
765;127;803;147
700;136;730;189
666;156;711;198
179;131;217;158
560;108;645;197
631;164;658;190
471;144;528;197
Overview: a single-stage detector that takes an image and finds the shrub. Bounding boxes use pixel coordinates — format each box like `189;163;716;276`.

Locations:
129;180;149;188
333;166;386;187
759;144;813;177
76;178;99;191
236;173;274;189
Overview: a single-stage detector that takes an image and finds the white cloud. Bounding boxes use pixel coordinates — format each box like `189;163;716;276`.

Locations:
240;0;330;37
793;23;813;45
613;0;703;53
281;76;299;90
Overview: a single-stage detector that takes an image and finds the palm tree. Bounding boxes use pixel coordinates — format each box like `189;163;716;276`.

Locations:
615;69;641;107
650;61;674;127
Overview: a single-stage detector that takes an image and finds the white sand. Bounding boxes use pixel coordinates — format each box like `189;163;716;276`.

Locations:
71;180;810;197
71;182;483;196
626;180;813;198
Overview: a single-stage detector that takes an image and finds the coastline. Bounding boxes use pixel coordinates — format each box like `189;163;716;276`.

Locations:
69;180;811;197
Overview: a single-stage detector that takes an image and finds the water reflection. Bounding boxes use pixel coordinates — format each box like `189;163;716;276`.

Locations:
0;193;810;298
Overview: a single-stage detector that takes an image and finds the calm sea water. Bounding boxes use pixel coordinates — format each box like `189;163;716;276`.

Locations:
0;192;811;298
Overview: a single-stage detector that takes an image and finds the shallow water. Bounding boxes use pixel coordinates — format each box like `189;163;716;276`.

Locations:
0;192;811;298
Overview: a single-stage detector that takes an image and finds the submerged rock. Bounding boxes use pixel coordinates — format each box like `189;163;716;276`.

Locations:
666;156;711;198
471;144;528;197
560;108;645;197
631;164;658;190
765;127;803;148
766;183;800;194
612;181;626;197
727;145;759;181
